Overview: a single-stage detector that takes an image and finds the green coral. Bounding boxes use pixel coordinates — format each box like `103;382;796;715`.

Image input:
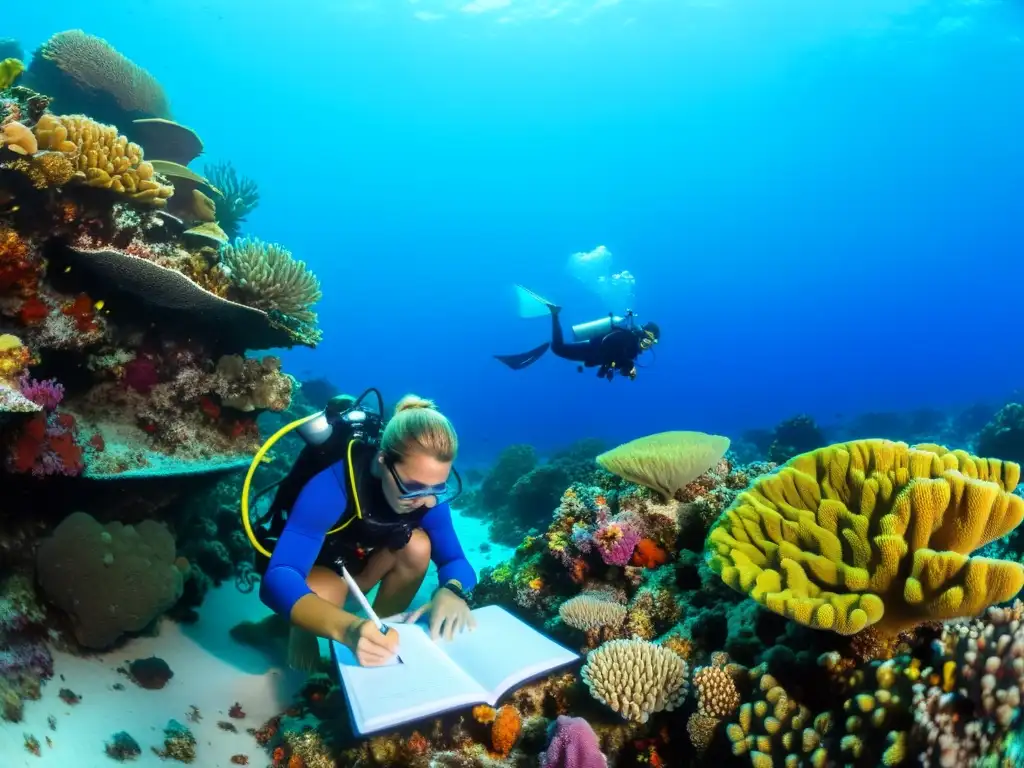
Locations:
220;236;322;344
0;58;23;89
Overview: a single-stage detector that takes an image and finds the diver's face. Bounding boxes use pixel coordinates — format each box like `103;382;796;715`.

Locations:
378;451;453;514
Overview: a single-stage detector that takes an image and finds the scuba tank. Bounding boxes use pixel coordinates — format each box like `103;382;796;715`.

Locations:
571;311;636;342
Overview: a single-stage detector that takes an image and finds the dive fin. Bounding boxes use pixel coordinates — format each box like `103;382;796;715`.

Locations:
515;284;558;318
495;342;551;371
287;625;325;673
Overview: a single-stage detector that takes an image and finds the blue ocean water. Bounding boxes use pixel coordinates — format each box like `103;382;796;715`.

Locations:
5;4;1024;767
18;0;1024;465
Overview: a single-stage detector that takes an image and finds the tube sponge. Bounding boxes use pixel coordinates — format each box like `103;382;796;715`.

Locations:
705;439;1024;638
596;431;730;500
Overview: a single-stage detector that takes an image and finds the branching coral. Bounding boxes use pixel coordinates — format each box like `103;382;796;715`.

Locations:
705;439;1024;640
559;593;627;632
219;236;321;328
912;600;1024;765
580;639;688;724
33;114;174;206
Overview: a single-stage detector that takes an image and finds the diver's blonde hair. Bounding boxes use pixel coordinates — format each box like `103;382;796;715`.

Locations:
380;394;458;463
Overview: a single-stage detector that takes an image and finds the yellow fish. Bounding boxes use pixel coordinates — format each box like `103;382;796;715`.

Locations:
94;299;105;311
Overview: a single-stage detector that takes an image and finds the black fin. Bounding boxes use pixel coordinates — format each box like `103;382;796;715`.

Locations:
495;342;550;371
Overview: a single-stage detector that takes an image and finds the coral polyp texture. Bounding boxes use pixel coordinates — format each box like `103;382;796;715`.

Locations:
705;439;1024;638
597;430;730;501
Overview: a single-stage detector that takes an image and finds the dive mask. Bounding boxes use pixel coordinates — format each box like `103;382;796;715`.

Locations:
385;458;463;506
640;331;658;350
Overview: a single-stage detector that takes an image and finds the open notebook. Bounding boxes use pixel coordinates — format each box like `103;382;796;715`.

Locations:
330;605;579;736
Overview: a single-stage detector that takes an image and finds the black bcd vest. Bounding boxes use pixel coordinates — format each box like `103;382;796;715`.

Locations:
261;431;426;561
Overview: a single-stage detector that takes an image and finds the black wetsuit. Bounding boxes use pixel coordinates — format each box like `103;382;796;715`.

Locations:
549;312;641;380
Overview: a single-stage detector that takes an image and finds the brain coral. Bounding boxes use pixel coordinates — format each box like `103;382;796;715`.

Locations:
705;440;1024;639
35;511;184;648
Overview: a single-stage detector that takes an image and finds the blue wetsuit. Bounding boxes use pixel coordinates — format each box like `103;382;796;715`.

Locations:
259;460;477;617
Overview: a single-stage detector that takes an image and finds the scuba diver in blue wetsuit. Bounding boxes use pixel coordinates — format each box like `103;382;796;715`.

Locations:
239;389;476;669
496;286;660;381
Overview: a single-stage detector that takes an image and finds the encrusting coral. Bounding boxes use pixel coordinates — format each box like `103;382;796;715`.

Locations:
705;439;1024;639
34;512;184;649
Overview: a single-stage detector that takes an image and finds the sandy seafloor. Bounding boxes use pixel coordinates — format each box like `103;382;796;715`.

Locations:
2;507;512;767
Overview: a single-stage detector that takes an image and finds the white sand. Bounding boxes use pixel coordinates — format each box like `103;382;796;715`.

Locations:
1;507;512;767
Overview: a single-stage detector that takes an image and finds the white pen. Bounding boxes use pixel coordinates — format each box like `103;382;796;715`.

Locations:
341;565;404;665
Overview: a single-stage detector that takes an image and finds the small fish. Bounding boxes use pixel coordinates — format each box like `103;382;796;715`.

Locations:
94;299;105;311
64;266;71;273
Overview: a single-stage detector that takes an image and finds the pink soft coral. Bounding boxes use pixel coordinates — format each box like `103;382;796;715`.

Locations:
18;375;65;411
593;518;641;567
540;716;607;768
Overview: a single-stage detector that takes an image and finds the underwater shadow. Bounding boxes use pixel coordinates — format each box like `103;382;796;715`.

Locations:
177;583;309;695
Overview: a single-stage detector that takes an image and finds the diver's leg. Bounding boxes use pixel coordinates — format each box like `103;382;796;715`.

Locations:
288;565;347;672
549;308;591;361
355;530;431;617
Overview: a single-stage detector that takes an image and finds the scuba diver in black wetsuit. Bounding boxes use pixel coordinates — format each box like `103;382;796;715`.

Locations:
495;285;660;381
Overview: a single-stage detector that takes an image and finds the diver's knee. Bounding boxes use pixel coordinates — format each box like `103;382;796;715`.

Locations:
307;565;346;606
397;529;431;572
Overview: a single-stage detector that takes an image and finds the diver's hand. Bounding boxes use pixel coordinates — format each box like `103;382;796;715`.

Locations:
408;588;476;641
628;366;637;380
343;618;400;666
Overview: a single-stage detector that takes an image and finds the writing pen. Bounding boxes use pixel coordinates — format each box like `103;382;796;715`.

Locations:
341;566;404;665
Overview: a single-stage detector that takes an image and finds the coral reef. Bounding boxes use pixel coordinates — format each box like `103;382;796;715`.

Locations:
23;30;170;127
205;160;260;239
35;511;185;648
706;439;1024;640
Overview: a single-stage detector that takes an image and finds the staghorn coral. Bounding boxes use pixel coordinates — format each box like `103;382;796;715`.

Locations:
219;236;321;327
33;114;174;206
705;439;1024;640
597;431;731;501
580;639;688;724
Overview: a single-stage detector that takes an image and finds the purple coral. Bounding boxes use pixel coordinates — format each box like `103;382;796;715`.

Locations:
18;375;64;411
540;715;607;768
593;519;641;567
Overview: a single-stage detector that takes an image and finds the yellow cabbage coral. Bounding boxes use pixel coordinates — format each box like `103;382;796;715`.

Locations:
705;439;1024;638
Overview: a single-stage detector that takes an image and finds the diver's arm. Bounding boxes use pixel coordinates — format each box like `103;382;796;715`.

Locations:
259;467;361;642
420;503;478;592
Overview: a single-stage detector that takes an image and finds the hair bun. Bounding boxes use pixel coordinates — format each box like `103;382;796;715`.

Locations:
394;394;437;415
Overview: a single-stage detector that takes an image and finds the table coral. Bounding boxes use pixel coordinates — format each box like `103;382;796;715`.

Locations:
597;431;731;501
706;439;1024;640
